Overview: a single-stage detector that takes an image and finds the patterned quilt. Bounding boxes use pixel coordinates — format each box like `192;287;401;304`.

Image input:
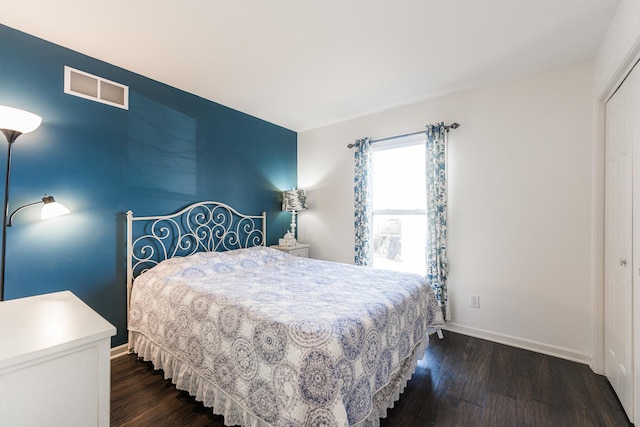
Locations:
129;246;444;427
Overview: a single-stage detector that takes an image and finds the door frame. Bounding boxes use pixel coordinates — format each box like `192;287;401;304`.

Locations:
594;28;640;426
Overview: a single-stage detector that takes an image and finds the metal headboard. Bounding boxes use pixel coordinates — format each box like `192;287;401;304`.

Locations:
126;200;266;326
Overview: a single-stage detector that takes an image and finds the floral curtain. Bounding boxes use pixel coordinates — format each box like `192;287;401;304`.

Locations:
426;123;450;320
354;137;371;266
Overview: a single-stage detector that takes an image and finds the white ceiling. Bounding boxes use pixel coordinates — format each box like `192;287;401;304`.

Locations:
0;0;620;132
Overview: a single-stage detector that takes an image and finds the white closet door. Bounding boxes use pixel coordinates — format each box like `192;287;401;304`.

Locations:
631;61;640;426
605;62;637;421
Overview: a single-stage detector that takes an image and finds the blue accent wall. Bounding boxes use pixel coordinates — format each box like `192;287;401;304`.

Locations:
0;24;297;346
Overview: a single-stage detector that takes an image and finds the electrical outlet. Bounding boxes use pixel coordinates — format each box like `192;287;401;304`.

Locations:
470;295;480;308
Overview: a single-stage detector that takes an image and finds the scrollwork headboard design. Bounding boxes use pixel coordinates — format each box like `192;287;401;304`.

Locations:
126;201;266;324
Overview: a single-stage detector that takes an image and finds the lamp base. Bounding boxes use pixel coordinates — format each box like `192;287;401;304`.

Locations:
279;235;298;247
284;210;298;246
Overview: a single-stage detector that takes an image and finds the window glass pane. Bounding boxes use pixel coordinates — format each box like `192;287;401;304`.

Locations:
371;144;426;211
372;214;426;274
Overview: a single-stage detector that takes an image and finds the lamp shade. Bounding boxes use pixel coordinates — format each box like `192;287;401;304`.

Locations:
282;189;307;211
40;196;70;220
0;105;42;134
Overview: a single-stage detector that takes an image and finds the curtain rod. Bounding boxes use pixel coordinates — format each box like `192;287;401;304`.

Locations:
347;122;460;149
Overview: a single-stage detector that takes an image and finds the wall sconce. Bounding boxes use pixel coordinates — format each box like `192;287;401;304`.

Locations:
281;189;307;246
0;105;70;301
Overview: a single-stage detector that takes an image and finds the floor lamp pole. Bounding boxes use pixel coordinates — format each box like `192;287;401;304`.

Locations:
0;107;43;301
0;139;14;301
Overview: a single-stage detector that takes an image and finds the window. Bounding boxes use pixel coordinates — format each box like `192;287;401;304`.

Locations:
371;135;426;275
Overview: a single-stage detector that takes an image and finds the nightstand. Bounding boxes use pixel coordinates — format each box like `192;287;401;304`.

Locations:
271;243;311;258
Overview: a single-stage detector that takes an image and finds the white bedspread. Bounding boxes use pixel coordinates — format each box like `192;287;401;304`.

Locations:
129;246;444;427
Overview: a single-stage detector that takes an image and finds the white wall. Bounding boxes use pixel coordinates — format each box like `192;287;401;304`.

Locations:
298;61;595;363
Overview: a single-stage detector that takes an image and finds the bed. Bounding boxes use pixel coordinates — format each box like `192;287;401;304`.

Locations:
126;201;445;427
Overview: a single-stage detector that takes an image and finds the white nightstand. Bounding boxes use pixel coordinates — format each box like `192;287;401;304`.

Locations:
0;291;116;427
271;243;311;258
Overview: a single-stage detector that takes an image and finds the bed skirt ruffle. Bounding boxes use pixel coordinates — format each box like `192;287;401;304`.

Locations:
129;331;429;427
358;333;429;427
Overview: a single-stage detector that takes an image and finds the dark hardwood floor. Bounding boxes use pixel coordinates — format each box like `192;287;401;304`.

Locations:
111;331;632;426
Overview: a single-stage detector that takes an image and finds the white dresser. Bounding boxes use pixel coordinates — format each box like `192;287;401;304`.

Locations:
0;291;116;427
271;243;311;258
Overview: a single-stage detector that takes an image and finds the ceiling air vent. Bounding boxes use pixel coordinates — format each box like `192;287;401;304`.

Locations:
64;66;129;110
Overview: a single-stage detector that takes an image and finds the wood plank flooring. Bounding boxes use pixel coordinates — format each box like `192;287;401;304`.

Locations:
111;331;632;426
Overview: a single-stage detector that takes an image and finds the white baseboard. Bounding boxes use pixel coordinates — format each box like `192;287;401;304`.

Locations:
110;343;129;360
444;322;591;366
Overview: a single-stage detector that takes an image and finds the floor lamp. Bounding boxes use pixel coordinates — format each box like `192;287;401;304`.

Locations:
0;105;70;301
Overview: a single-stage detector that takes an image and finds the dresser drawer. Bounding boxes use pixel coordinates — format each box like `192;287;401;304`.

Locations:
271;243;310;258
287;247;309;257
